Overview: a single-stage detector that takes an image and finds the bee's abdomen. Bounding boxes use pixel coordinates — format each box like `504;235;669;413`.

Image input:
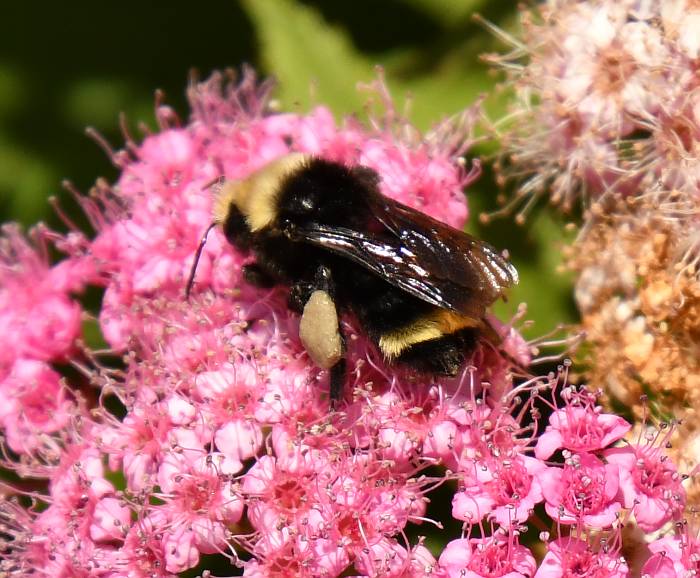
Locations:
393;327;479;376
332;263;480;375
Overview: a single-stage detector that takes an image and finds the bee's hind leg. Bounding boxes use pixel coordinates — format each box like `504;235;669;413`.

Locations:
329;356;346;409
296;265;347;407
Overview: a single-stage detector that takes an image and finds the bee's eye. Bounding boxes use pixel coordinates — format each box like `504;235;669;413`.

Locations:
281;218;297;237
289;193;318;216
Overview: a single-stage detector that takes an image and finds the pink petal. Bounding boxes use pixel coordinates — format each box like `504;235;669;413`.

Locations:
163;528;200;573
582;502;622;528
641;554;676;578
534;551;565;578
89;497;130;542
634;494;673;532
215;419;263;465
535;430;564;460
452;490;495;524
424;419;459;461
439;538;473;572
166;395;196;425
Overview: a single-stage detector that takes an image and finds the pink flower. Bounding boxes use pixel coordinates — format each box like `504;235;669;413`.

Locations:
0;226;85;368
359;140;471;228
120;515;175;578
241;454;327;532
452;456;546;526
156;452;243;563
366;388;465;466
354;539;410;577
89;496;131;543
401;544;442;578
605;435;686;532
48;442;114;510
439;535;536;578
535;390;630;460
452;401;530;469
162;526;200;574
0;359;73;453
535;537;628;578
244;530;348;578
540;452;621;528
196;362;265;468
316;453;431;563
101;398;209;491
643;533;700;578
6;439;127;576
661;0;700;59
3;67;682;578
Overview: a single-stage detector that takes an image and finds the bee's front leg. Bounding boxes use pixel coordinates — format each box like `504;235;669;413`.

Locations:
288;281;317;313
242;262;278;288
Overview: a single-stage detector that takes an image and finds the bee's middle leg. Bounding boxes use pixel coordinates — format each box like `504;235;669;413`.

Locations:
287;265;334;312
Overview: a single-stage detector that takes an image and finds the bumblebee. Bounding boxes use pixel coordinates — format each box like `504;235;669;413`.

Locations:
189;154;518;403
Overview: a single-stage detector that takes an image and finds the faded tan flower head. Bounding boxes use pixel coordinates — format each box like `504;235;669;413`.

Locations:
568;190;700;499
486;0;700;219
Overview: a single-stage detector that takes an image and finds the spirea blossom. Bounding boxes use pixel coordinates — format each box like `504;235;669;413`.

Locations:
0;69;692;577
486;0;700;217
540;451;622;528
439;534;536;578
0;225;87;366
534;388;630;460
642;520;700;578
535;535;629;578
605;426;687;532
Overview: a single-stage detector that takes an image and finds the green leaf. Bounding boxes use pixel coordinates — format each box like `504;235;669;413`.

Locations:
241;0;376;115
241;0;515;134
494;210;577;339
0;64;26;125
62;78;138;130
397;0;488;26
0;138;57;225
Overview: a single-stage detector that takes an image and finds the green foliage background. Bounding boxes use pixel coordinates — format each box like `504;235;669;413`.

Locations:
0;0;575;338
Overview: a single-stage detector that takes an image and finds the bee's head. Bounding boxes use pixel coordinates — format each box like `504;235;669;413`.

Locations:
212;153;312;233
275;157;374;236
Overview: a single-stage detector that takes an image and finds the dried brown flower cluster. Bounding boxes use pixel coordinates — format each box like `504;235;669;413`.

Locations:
568;191;700;494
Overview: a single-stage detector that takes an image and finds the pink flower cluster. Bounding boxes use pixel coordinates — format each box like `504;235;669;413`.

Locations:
0;225;89;453
0;71;692;577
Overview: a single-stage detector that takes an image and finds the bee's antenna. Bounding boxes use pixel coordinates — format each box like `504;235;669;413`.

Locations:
186;222;217;299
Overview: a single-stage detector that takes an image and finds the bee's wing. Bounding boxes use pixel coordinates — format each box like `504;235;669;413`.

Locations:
372;196;519;305
293;196;518;317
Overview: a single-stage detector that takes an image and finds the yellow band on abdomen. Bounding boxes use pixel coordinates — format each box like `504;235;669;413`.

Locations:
378;310;480;359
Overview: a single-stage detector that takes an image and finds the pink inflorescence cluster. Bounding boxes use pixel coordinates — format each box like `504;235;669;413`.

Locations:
0;71;693;577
